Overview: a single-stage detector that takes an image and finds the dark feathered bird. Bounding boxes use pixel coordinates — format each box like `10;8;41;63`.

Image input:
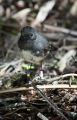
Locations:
18;26;49;64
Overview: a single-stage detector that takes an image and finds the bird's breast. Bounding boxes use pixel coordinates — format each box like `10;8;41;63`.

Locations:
20;50;44;64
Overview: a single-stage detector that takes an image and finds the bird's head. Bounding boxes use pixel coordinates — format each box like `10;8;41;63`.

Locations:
21;26;36;41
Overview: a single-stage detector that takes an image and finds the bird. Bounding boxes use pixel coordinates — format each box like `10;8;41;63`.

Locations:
18;26;49;65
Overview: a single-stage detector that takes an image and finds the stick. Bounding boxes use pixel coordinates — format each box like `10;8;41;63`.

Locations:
37;112;48;120
32;83;69;120
47;73;77;83
44;24;77;36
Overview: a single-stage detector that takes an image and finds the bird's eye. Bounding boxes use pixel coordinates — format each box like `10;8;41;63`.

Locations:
30;33;33;37
30;33;35;40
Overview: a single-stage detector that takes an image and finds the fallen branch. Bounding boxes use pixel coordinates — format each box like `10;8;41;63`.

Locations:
57;49;76;72
43;32;77;42
0;84;77;94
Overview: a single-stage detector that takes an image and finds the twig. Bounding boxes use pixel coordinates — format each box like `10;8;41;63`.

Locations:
0;59;23;76
0;59;23;69
47;73;77;83
44;24;77;36
32;83;69;120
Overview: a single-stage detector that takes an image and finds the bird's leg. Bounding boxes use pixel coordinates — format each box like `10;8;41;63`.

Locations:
39;61;44;80
26;63;33;84
27;63;35;81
